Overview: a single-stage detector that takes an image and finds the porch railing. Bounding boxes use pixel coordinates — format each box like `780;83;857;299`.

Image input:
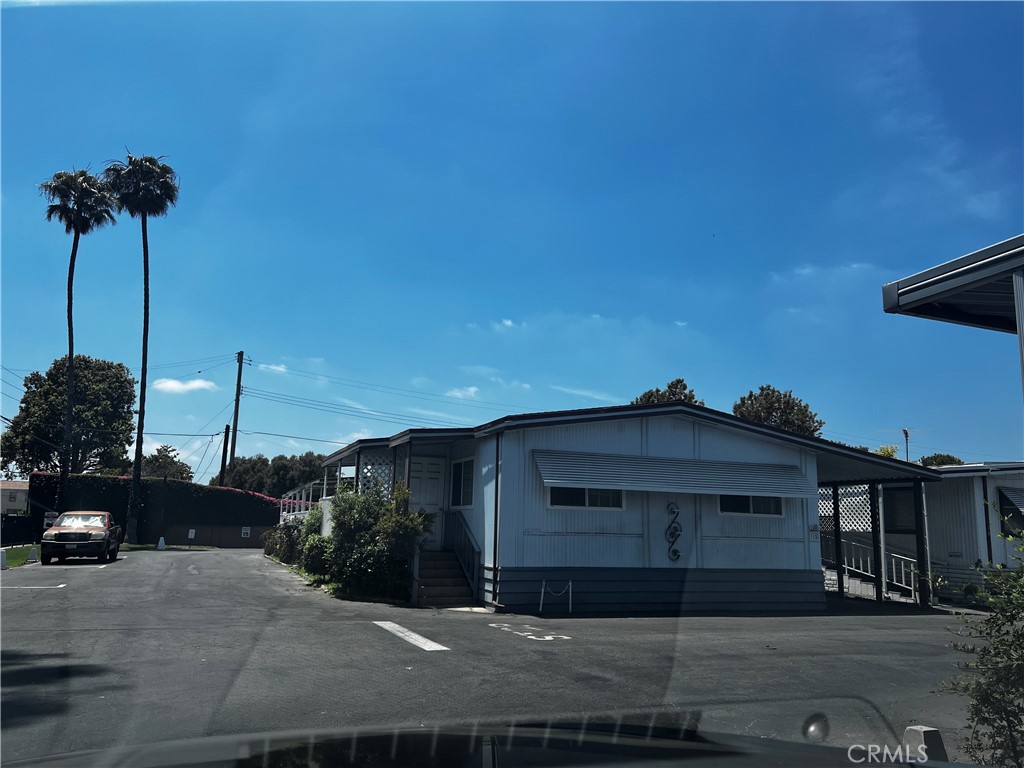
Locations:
841;540;917;601
842;539;874;580
442;510;481;600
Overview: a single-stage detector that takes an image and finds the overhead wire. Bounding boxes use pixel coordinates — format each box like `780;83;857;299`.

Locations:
250;359;522;412
195;433;224;482
242;387;463;428
146;358;236;388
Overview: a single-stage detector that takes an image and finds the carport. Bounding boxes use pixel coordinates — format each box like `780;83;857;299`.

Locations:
815;449;941;608
882;233;1024;402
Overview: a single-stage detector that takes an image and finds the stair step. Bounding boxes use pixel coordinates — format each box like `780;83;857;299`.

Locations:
419;566;465;577
421;597;477;608
419;585;474;598
418;577;469;588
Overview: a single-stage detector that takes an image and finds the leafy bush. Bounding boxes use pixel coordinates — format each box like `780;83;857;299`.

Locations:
300;534;332;577
964;582;979;600
300;505;323;540
328;482;432;600
262;523;302;564
944;534;1024;767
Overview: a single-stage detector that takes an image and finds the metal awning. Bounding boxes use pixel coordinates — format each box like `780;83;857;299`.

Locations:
998;486;1024;513
533;450;818;498
882;234;1023;334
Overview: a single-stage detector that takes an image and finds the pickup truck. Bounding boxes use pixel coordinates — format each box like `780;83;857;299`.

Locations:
40;510;122;564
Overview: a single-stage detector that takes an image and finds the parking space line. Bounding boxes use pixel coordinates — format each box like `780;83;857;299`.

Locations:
372;621;450;651
1;584;66;589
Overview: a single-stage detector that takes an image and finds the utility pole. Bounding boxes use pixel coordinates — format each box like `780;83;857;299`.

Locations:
902;428;910;462
218;424;231;486
228;351;244;479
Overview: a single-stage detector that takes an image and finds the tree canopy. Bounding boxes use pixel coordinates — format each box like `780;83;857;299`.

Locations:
632;377;704;406
732;385;824;437
214;451;326;498
921;452;965;467
873;445;899;458
1;356;136;478
40;170;117;237
142;445;194;482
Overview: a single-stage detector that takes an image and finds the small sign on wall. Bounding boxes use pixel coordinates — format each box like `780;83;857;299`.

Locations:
241;527;251;538
187;528;196;540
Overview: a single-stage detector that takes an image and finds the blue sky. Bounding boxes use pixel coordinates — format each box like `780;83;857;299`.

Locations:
2;2;1022;483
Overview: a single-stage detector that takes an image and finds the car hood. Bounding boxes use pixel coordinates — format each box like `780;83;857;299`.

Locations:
2;709;971;768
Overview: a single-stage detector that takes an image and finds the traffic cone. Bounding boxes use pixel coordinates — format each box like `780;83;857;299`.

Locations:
156;537;167;551
27;547;38;563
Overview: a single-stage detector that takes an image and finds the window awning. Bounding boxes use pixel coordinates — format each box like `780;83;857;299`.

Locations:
998;486;1024;513
533;450;818;498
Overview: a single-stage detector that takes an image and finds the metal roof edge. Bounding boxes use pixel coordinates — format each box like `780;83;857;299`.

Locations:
890;234;1024;296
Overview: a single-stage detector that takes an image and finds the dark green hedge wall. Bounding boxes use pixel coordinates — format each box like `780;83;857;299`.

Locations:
28;473;279;544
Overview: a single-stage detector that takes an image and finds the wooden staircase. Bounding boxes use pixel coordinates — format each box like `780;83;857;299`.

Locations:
418;550;476;608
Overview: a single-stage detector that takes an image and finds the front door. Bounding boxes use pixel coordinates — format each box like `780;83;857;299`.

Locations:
409;458;446;549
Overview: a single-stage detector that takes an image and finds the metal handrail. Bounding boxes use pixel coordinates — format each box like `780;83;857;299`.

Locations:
841;540;917;600
442;510;481;599
842;539;874;579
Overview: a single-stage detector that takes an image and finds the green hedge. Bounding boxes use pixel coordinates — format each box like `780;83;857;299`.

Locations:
28;472;279;544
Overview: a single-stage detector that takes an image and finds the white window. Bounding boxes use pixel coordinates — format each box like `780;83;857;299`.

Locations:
549;487;623;509
450;459;474;508
719;495;783;516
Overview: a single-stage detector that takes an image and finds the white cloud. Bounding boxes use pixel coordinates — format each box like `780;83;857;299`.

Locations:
337;397;368;410
405;407;475;425
491;318;524;332
836;7;1012;223
334;428;374;445
459;364;531;391
258;363;288;373
152;378;217;394
446;386;479;399
550;385;619;403
674;320;688;328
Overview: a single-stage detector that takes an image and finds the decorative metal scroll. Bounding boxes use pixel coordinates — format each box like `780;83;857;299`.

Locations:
665;502;682;561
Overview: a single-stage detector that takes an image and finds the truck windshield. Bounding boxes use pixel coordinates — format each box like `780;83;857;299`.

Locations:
54;514;106;529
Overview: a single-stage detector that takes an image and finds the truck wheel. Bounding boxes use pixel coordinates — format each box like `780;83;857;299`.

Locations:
108;544;119;563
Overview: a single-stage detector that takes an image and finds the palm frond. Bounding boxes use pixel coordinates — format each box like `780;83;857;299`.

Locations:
40;169;118;235
103;153;180;218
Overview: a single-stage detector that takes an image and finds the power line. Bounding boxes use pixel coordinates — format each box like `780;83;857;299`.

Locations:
146;358;236;388
242;387;462;428
195;434;224;481
250;359;522;412
238;430;354;446
175;400;236;454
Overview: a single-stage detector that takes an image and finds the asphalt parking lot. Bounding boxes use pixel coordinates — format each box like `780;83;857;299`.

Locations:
0;549;972;764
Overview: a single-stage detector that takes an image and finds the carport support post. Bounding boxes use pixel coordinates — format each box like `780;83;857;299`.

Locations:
831;484;845;597
869;482;884;602
913;479;932;607
1014;269;1024;404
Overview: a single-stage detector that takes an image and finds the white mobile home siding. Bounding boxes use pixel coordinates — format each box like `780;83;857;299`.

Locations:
497;416;819;572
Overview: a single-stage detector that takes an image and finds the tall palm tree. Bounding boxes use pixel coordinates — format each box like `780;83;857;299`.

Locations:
103;154;179;536
40;170;117;513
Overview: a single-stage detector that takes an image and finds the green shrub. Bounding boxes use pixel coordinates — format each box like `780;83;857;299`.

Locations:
327;482;432;600
300;534;332;577
300;505;323;540
943;534;1023;767
262;523;302;564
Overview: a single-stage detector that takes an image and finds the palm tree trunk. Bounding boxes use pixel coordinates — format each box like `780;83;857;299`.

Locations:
56;231;80;515
127;213;150;542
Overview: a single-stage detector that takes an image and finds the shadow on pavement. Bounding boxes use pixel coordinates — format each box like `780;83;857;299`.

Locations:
1;650;128;729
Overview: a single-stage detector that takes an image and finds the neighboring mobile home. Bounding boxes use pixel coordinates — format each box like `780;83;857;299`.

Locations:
916;463;1023;590
322;402;941;615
